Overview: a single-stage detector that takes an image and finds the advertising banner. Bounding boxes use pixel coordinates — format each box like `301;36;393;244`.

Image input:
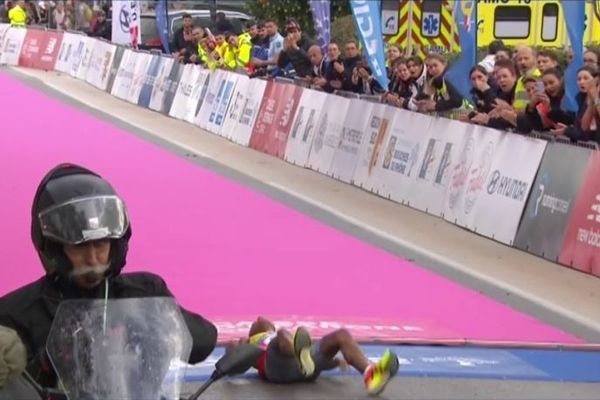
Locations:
515;143;591;261
183;67;210;124
329;99;373;183
105;45;126;94
195;69;226;130
469;134;546;244
127;52;153;104
0;24;10;48
306;95;351;174
53;32;78;73
221;75;250;140
0;27;27;66
284;89;329;167
19;30;63;70
112;0;141;48
442;125;502;229
248;80;279;151
74;36;95;80
351;103;393;192
402;117;468;216
249;82;303;158
559;153;600;276
17;28;45;68
138;54;162;108
37;31;63;71
374;109;432;202
230;78;268;146
207;72;240;136
110;48;136;100
86;41;117;91
68;34;91;79
169;63;196;120
161;60;183;115
148;56;174;112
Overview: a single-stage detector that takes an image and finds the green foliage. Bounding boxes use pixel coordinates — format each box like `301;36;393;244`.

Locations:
245;0;350;37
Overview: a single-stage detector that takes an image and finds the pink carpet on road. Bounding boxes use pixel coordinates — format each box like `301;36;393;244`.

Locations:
0;72;582;344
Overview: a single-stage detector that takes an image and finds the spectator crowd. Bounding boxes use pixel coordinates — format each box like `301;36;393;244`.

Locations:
171;13;600;144
3;1;600;144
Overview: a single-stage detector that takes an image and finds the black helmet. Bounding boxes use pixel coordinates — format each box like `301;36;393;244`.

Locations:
31;164;132;280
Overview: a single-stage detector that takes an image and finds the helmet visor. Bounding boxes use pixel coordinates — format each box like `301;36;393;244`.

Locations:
38;195;129;245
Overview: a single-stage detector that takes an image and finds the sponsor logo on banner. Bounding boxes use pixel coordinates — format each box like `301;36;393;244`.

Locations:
464;140;494;215
529;174;570;219
382;135;420;176
36;32;63;70
417;139;453;185
485;170;529;202
447;135;475;211
515;143;590;261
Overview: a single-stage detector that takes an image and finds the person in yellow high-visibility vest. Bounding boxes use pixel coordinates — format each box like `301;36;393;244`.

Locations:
513;45;541;112
8;0;27;27
223;32;252;71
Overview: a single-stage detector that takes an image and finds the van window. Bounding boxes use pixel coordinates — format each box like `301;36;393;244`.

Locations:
421;0;442;38
541;3;558;42
494;6;531;39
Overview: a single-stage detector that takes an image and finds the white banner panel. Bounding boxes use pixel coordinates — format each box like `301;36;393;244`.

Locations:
148;56;174;112
183;67;210;124
329;99;374;183
206;72;239;136
0;23;11;54
351;104;394;193
127;51;152;104
54;32;78;73
85;41;117;90
110;48;136;100
401;117;468;216
373;109;431;202
307;95;351;175
284;88;329;167
67;34;89;78
220;74;250;140
0;27;26;66
74;36;95;80
195;69;227;130
112;0;141;47
442;124;503;229
230;78;267;146
469;134;547;244
169;63;195;120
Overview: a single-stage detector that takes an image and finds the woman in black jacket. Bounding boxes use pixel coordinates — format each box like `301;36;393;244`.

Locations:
350;60;385;95
385;58;413;108
469;60;519;131
415;53;463;113
563;66;600;143
518;68;575;133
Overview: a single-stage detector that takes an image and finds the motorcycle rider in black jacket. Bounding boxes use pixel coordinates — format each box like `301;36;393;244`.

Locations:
0;164;217;395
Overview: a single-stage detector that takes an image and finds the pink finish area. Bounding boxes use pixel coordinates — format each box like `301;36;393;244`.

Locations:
0;72;582;344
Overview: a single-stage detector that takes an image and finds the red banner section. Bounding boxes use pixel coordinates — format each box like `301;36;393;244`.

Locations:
18;29;46;68
36;31;63;71
249;82;303;158
18;29;63;70
559;153;600;276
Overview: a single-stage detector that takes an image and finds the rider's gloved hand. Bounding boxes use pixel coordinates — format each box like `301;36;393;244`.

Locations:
0;326;27;388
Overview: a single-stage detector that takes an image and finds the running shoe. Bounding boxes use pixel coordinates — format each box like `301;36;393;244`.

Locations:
363;349;400;396
293;326;315;377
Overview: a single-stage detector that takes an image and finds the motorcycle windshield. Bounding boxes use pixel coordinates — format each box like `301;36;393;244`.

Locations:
46;297;193;400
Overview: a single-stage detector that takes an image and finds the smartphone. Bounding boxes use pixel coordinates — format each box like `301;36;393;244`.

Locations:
536;81;545;94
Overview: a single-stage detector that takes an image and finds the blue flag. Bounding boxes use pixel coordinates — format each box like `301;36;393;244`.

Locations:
309;0;331;56
445;0;477;101
350;0;389;90
561;0;585;112
156;0;170;54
